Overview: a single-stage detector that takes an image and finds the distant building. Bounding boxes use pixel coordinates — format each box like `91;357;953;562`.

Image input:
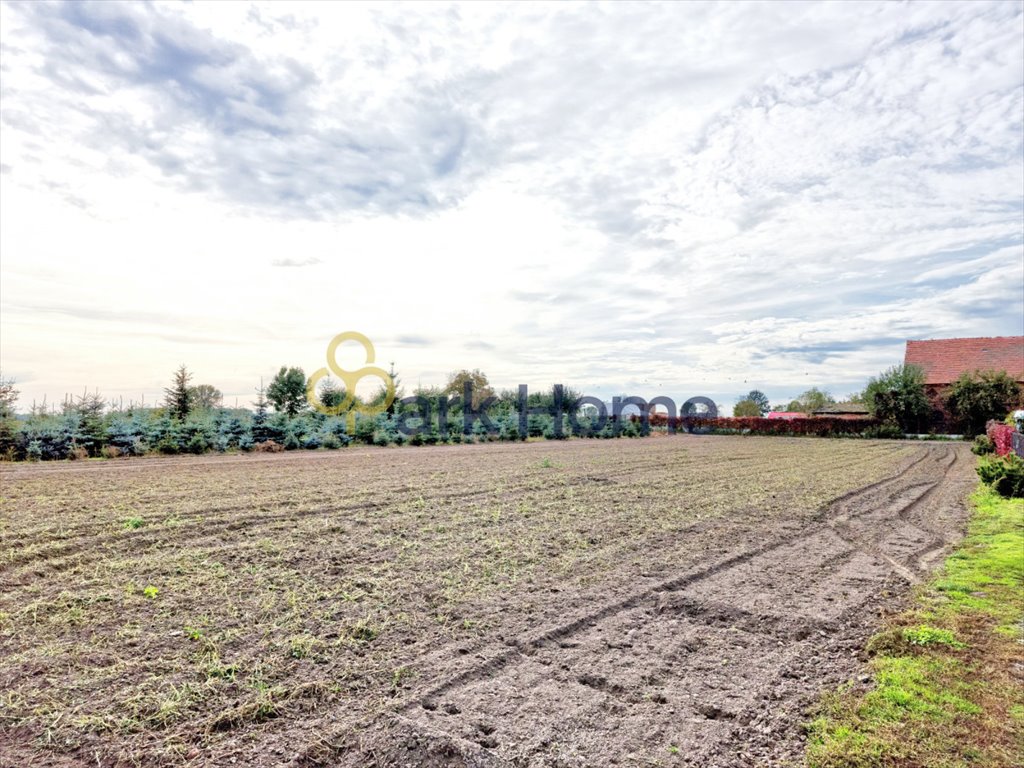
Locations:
766;411;804;420
811;402;871;420
904;336;1024;427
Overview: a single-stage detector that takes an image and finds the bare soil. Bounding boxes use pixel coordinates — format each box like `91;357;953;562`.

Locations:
0;437;975;767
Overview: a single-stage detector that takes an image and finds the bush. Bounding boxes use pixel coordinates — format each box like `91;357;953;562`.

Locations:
353;416;376;445
321;433;342;450
985;421;1014;457
106;415;146;456
971;435;995;455
863;423;905;440
186;432;210;455
976;454;1024;498
864;364;930;432
946;370;1022;436
17;415;77;460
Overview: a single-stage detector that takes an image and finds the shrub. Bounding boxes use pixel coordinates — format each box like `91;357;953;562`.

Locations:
101;445;123;459
353;416;376;445
321;433;342;450
69;445;90;461
971;435;995;456
976;454;1024;498
945;370;1022;436
17;415;77;460
863;364;930;432
985;421;1014;457
186;433;210;455
106;415;146;456
863;423;905;440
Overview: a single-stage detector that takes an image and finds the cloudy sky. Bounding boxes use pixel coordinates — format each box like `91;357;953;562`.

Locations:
1;0;1022;412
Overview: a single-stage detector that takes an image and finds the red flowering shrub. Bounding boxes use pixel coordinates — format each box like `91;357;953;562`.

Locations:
986;420;1014;457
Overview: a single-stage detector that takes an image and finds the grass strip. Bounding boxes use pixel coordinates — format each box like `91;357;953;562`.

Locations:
806;484;1024;767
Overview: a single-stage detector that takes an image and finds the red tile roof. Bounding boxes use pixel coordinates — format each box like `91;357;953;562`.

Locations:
904;336;1024;385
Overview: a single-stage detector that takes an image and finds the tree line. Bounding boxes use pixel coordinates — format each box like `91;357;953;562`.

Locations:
731;365;1021;435
2;362;1018;461
0;366;616;461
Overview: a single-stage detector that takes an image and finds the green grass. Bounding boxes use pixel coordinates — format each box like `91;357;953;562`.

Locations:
807;485;1024;768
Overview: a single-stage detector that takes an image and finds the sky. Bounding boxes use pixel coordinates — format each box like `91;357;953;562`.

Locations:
1;0;1022;412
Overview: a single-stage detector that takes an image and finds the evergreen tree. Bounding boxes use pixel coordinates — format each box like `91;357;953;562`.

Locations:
252;384;271;443
164;365;194;421
71;390;106;455
318;377;346;410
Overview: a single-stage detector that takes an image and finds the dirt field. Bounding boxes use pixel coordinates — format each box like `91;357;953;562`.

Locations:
0;437;975;767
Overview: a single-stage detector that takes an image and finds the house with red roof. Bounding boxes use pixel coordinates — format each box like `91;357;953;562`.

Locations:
904;336;1024;427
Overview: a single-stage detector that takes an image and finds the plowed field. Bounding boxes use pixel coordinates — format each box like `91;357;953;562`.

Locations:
0;437;974;767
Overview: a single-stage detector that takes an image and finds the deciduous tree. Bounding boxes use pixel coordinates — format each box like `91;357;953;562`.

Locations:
793;387;835;414
864;364;929;433
188;384;223;410
267;366;307;416
733;399;761;417
445;369;494;409
739;390;770;416
945;370;1022;436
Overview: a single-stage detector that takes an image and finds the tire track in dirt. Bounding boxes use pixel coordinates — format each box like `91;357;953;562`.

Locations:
337;443;974;768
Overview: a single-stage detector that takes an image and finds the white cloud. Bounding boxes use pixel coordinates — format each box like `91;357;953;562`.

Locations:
0;0;1021;409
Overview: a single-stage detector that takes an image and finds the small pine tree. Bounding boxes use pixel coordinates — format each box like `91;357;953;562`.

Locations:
72;390;106;456
252;384;271;443
164;365;194;421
